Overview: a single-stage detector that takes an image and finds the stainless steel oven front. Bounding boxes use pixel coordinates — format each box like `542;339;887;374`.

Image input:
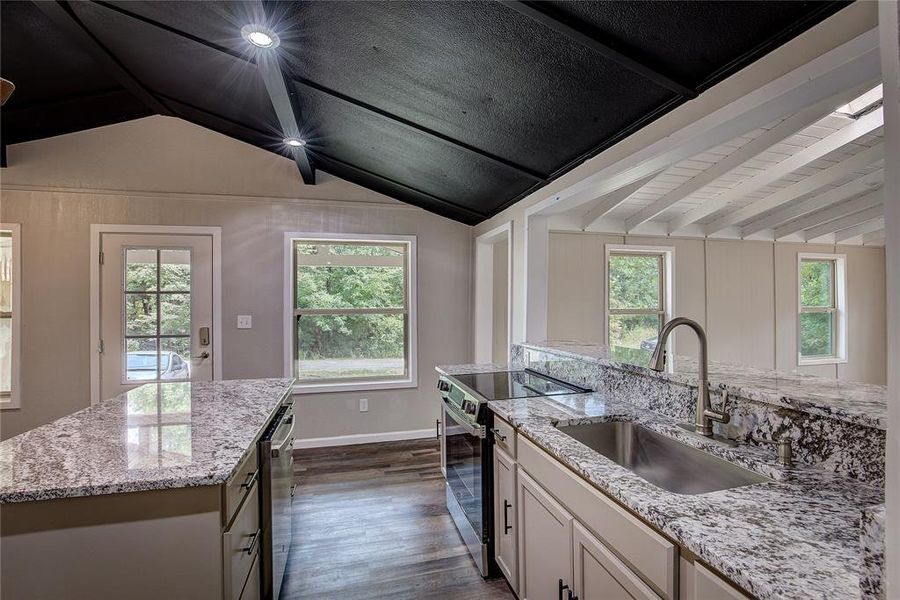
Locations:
439;380;495;577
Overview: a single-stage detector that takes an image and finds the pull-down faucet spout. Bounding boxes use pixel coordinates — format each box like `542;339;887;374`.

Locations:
649;317;729;437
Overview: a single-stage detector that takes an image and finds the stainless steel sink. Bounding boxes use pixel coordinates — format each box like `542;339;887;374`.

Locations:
555;421;770;495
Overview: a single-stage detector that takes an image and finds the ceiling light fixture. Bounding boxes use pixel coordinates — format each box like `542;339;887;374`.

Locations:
241;24;279;49
834;84;883;119
284;137;306;147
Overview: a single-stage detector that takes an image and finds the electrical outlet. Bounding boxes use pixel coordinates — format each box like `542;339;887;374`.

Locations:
237;315;252;329
359;398;369;412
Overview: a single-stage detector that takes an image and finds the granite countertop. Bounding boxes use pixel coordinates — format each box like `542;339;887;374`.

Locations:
521;341;887;430
0;378;294;503
436;364;884;600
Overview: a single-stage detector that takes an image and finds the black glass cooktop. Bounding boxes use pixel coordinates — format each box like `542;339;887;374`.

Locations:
452;370;588;401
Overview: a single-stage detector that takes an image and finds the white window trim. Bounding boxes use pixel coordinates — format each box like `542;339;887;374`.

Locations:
283;232;418;394
603;244;675;353
797;252;848;366
89;224;223;406
0;223;21;410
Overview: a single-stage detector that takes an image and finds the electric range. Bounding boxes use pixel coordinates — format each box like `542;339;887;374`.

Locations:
436;369;589;577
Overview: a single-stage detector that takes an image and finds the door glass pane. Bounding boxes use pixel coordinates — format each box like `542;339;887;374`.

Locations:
609;255;661;310
160;293;190;335
800;312;834;357
0;317;10;393
125;294;158;336
608;314;661;351
800;260;833;307
125;249;158;292
160;249;191;291
160;337;191;380
296;314;405;381
126;338;158;381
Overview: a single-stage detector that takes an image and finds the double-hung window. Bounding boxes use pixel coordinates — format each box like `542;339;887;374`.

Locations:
798;254;846;364
605;246;672;355
0;224;20;409
286;234;417;392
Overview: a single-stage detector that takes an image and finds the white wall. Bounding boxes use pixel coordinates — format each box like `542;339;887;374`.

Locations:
492;240;509;363
0;116;473;440
547;232;886;383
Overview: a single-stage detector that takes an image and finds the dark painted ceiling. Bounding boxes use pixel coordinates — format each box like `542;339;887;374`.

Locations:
1;1;850;224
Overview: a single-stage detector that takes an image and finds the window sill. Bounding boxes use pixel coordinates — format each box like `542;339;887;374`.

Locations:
797;356;848;366
292;378;418;395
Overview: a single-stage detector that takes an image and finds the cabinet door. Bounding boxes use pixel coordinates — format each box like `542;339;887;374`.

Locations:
494;446;518;593
518;469;573;600
573;521;661;600
686;562;751;600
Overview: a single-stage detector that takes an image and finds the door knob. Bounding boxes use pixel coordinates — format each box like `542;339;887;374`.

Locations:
193;351;210;360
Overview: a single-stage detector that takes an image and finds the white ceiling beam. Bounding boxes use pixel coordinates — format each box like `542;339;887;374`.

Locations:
623;96;850;232
581;174;657;230
705;142;884;235
803;205;885;241
667;107;884;234
861;229;886;245
833;216;886;242
740;169;883;236
774;190;883;239
527;29;880;218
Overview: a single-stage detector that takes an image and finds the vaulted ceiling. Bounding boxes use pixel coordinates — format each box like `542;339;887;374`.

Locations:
1;1;850;224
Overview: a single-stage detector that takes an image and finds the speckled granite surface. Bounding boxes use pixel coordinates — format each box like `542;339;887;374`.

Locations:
520;341;887;429
860;505;886;599
0;378;294;503
514;343;886;485
435;363;884;600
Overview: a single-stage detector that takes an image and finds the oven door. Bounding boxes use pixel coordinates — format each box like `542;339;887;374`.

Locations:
443;400;484;535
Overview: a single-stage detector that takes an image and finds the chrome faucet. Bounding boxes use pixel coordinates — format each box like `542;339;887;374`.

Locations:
649;317;730;437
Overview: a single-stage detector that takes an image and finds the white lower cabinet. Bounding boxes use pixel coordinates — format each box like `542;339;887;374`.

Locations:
517;469;574;600
680;559;751;600
573;521;661;600
493;446;519;593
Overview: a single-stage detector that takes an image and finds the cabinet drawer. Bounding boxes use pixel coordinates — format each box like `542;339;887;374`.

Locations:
239;552;261;600
224;483;261;600
518;436;677;600
224;447;259;527
491;415;516;457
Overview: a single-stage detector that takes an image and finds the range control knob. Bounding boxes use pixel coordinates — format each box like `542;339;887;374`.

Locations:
437;379;451;392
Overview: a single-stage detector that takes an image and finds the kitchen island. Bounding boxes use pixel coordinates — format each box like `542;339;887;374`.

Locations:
0;378;294;600
437;351;885;600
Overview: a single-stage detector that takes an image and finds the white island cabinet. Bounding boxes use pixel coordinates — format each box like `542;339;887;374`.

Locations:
0;379;294;600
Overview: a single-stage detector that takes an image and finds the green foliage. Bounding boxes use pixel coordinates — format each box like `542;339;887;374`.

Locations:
608;255;660;310
799;260;834;357
295;250;406;364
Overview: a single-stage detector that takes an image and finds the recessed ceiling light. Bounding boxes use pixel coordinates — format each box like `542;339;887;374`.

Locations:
834;84;883;119
241;24;279;49
284;137;306;147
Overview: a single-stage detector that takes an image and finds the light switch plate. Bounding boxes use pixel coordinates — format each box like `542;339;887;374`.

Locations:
359;398;369;412
237;315;252;329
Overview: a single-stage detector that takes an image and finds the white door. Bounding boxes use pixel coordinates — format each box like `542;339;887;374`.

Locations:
99;233;214;400
518;469;574;600
494;445;518;593
573;520;661;600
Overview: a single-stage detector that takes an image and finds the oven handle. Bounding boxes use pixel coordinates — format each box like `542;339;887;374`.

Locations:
441;398;486;438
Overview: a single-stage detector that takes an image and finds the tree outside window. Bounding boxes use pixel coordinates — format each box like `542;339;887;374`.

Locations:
606;249;669;361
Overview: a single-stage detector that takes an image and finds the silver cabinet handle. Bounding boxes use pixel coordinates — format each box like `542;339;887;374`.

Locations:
242;529;261;555
290;483;297;498
491;427;507;442
240;469;258;491
436;419;441;440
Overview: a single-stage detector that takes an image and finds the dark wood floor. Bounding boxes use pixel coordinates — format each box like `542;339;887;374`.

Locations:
282;439;515;600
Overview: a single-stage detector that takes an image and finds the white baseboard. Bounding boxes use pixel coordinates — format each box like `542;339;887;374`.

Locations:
293;427;435;449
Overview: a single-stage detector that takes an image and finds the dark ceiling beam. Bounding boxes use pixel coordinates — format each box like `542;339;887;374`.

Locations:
499;1;698;100
90;0;544;181
32;1;173;116
253;0;315;185
154;93;482;221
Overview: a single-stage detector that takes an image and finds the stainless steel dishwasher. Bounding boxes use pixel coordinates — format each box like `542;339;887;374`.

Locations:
259;401;295;600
